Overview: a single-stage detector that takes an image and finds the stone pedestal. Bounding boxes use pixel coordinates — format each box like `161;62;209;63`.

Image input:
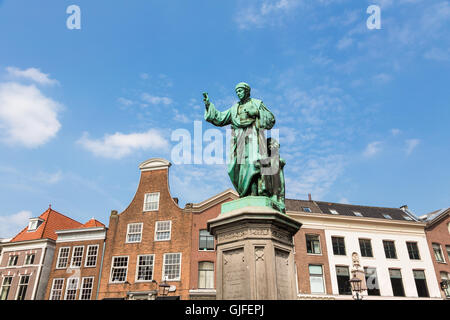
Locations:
207;197;302;300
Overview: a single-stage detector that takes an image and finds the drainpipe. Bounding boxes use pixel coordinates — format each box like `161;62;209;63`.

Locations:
95;240;106;300
31;245;47;300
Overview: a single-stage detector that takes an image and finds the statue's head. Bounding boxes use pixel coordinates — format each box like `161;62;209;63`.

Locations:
235;82;251;101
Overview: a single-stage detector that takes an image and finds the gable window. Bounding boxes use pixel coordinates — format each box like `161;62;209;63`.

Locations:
85;245;99;267
383;240;397;259
136;255;154;282
155;221;171;241
199;230;214;250
163;253;181;281
332;237;346;256
126;223;143;243
406;242;420;260
24;253;35;265
364;267;380;296
335;266;352;295
57;247;70;269
16;275;30;300
432;243;445;263
198;262;214;289
413;270;429;298
50;278;64;300
359;239;373;257
70;246;84;268
302;207;312;213
7;255;18;266
306;234;321;254
389;269;405;297
309;265;325;294
79;277;94;300
0;276;13;300
110;256;129;283
144;192;160;211
64;277;79;300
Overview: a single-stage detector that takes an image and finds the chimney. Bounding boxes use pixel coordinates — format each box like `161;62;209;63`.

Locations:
308;193;312;201
400;205;408;211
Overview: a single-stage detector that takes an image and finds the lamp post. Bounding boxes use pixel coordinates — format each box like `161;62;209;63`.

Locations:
151;279;170;298
349;275;363;300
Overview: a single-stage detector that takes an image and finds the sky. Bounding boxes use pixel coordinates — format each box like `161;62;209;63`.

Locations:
0;0;449;238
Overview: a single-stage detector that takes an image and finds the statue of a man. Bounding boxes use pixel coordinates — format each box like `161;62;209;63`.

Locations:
203;82;276;198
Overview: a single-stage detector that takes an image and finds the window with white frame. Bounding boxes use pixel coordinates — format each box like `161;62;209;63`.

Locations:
57;247;70;268
198;262;214;289
50;278;65;300
24;253;35;265
329;209;339;215
16;275;30;300
143;192;160;211
79;277;94;300
7;255;18;266
64;277;79;300
136;255;154;282
0;276;13;300
70;246;84;268
163;253;181;281
126;223;143;243
433;243;445;263
110;256;129;283
85;245;99;267
309;265;325;294
155;221;171;241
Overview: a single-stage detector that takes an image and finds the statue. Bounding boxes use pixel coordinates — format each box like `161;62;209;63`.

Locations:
203;82;286;212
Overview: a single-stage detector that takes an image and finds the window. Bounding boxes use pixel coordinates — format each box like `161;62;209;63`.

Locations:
198;262;214;289
406;242;420;260
57;247;70;268
155;221;171;241
403;215;413;221
329;209;339;215
28;220;38;230
306;234;321;254
16;275;30;300
110;256;129;283
7;255;18;266
441;272;450;297
126;223;143;243
0;276;12;300
79;277;94;300
136;255;154;282
24;254;35;265
353;211;363;217
446;245;450;261
144;192;160;211
383;214;392;219
302;207;312;213
64;277;79;300
432;243;445;263
70;246;84;268
309;265;325;294
199;230;214;250
364;267;380;296
335;266;351;295
389;269;405;297
163;253;181;281
85;245;99;267
359;239;373;257
383;240;397;259
413;270;429;298
332;237;346;256
50;278;64;300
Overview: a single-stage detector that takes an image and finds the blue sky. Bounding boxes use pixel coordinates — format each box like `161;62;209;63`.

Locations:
0;0;449;238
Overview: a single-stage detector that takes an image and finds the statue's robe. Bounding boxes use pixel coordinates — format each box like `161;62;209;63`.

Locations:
204;98;275;197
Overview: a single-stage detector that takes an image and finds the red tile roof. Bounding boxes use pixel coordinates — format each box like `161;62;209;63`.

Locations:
11;208;84;242
82;218;105;228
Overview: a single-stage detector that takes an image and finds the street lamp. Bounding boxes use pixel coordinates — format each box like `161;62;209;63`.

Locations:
158;280;170;297
349;275;363;300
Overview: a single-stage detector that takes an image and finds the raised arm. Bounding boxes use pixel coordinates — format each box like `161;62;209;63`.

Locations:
203;92;232;127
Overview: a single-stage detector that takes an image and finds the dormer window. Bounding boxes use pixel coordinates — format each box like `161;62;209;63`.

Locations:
27;218;43;232
383;214;393;220
353;211;363;217
329;209;339;215
144;193;160;212
302;207;312;213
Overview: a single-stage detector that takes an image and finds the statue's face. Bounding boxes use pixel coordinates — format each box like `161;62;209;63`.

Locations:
236;87;247;100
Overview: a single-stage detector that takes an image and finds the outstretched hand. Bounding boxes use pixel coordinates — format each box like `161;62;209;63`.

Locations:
203;92;210;110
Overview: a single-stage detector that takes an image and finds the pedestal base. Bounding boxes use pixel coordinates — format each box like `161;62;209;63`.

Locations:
207;199;302;300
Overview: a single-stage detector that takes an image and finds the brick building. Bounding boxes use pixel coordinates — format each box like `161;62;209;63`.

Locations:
97;158;192;300
187;189;238;300
44;218;106;300
0;207;83;300
420;208;450;299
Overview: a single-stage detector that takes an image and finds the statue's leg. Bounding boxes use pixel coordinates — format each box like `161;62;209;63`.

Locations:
250;180;258;196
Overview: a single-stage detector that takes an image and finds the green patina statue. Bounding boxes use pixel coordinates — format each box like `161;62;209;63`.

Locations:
203;82;286;213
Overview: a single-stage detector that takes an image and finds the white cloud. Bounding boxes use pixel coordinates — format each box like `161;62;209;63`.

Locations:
363;141;382;157
0;82;62;148
141;93;172;105
337;37;353;50
372;73;392;84
117;97;134;107
6;67;59;86
0;210;32;238
391;128;401;136
405;139;420;155
77;129;169;159
424;47;450;62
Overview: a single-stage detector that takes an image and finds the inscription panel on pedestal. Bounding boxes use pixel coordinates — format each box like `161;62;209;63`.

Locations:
275;249;291;300
222;248;248;299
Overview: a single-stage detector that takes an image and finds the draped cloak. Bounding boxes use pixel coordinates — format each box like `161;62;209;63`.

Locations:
204;98;275;197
